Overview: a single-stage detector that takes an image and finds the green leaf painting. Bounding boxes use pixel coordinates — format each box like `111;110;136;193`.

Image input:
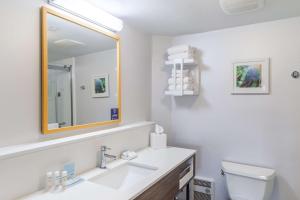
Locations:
95;78;106;93
236;64;262;88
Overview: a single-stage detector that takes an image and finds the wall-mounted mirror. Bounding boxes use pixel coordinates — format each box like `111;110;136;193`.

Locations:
42;7;121;134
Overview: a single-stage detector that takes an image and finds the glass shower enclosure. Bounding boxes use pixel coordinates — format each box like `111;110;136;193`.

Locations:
48;64;73;129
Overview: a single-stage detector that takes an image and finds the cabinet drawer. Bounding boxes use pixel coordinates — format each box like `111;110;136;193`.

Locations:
134;167;179;200
134;155;195;200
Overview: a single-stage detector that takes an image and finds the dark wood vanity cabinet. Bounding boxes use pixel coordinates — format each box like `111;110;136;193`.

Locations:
134;155;195;200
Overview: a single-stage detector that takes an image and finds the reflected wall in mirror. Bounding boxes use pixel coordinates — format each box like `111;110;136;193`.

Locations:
42;7;121;134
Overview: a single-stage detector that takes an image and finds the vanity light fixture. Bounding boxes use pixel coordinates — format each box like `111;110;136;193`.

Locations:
54;39;86;47
48;0;123;32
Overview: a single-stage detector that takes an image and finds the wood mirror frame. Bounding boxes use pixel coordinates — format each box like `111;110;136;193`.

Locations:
41;6;121;134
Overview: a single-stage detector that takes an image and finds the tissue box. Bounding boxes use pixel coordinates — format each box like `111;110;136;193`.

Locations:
150;132;167;149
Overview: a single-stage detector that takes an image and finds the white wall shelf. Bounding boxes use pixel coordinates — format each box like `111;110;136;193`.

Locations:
165;56;200;97
0;121;154;161
165;58;197;66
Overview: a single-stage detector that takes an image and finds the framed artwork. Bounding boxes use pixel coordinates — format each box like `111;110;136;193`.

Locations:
232;58;270;94
91;74;109;98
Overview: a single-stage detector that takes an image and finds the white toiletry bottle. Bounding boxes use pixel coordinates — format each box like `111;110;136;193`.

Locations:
54;171;61;189
45;171;54;191
61;171;68;190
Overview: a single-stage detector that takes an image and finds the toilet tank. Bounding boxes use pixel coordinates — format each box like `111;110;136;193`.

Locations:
222;161;275;200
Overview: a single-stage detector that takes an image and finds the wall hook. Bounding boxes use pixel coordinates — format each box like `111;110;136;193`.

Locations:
80;85;86;90
291;71;300;79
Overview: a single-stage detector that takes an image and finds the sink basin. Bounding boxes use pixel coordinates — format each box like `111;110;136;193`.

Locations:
89;162;158;191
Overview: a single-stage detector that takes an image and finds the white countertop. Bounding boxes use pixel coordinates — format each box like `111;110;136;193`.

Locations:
20;147;196;200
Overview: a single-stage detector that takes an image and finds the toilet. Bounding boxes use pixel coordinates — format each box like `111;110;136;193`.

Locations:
222;161;276;200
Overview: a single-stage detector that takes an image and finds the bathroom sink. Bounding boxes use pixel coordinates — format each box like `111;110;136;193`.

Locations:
89;162;158;191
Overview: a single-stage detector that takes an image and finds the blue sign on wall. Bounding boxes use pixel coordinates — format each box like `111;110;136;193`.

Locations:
111;108;119;120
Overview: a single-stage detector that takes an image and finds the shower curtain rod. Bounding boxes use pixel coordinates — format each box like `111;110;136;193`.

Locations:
48;64;72;71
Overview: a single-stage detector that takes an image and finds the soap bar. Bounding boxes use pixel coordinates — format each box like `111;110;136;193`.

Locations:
150;133;167;149
121;150;138;160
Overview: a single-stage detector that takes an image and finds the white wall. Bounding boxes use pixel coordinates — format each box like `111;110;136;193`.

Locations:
152;17;300;200
121;24;152;124
151;36;173;134
75;49;118;124
0;0;152;199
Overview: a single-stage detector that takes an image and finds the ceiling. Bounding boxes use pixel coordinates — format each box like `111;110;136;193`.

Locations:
87;0;300;35
47;13;116;62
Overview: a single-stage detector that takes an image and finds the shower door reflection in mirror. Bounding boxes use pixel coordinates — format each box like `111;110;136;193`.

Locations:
42;7;121;134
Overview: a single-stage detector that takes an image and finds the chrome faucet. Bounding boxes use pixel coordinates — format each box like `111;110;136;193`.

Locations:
99;146;117;169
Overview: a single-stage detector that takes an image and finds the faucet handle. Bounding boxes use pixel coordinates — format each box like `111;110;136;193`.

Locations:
101;145;111;151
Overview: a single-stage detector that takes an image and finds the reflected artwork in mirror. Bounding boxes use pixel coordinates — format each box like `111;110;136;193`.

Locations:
41;7;121;134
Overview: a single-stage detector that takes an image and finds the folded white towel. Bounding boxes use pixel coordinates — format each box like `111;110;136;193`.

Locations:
168;83;193;91
169;48;194;55
167;45;191;55
172;70;189;73
168;51;195;60
172;69;189;73
171;73;190;78
171;70;189;75
177;84;193;90
168;50;195;60
168;77;193;84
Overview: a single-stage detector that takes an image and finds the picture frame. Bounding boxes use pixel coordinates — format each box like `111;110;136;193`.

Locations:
232;58;270;94
91;74;109;98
